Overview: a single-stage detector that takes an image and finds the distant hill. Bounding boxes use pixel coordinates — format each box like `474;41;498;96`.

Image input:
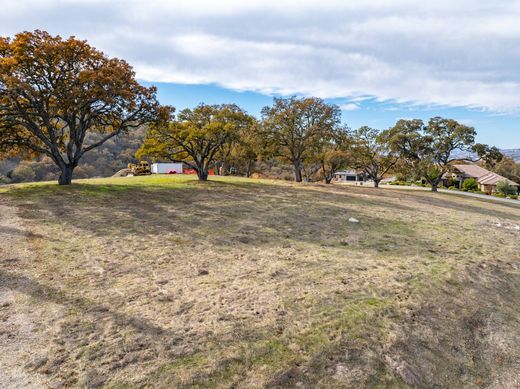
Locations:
503;149;520;162
452;148;520;162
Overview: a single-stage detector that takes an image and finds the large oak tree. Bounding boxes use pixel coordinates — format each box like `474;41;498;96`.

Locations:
385;117;502;191
0;30;165;185
260;97;341;182
138;104;254;181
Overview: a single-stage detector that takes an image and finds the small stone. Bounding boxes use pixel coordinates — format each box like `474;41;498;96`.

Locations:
198;269;209;276
348;217;360;223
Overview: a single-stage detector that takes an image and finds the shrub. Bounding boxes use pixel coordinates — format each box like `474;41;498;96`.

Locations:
496;180;518;196
462;178;478;192
444;178;457;188
508;194;519;200
11;163;36;183
448;186;459;190
493;192;506;198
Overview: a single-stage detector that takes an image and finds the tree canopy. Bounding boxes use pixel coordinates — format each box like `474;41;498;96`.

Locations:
0;30;166;184
351;126;397;188
386;117;501;191
138;104;254;181
260;97;341;182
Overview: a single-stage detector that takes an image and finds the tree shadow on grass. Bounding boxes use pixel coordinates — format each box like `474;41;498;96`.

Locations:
3;182;443;260
0;268;167;338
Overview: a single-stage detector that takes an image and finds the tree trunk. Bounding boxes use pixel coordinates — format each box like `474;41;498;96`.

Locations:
325;175;332;184
58;164;74;185
374;179;381;188
430;177;441;192
246;160;254;178
197;166;209;181
293;159;303;182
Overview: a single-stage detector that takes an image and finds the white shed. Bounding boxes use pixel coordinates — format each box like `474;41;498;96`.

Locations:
151;163;184;174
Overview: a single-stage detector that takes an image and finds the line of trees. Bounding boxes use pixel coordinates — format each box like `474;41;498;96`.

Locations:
138;98;502;191
0;30;506;189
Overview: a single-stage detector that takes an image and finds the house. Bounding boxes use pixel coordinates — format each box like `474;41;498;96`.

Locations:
333;170;367;183
447;164;518;194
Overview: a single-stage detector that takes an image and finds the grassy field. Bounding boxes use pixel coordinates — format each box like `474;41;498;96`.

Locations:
1;175;520;388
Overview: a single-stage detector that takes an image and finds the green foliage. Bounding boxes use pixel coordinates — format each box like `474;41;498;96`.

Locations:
461;178;478;192
496;180;518;196
138;104;254;181
386;117;481;191
472;143;503;169
351;126;398;187
0;172;10;184
493;156;520;184
260;97;342;182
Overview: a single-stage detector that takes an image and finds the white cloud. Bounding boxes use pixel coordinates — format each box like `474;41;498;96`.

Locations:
2;0;520;111
340;103;361;111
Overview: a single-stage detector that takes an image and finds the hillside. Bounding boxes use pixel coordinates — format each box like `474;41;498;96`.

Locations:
452;148;520;162
1;176;520;388
503;148;520;162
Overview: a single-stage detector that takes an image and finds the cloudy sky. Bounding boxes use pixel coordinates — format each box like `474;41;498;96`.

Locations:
2;0;520;147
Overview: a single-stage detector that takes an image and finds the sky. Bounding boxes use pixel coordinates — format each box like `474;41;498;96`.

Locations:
1;0;520;148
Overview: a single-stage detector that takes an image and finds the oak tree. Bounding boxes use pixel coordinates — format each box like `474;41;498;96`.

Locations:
260;97;341;182
0;30;164;185
316;127;352;184
351;126;397;188
138;104;254;181
386;117;499;191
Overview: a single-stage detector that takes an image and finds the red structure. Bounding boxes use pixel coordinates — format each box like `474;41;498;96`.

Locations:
183;168;215;175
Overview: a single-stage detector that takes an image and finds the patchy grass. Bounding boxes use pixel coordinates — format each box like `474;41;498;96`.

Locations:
1;175;520;388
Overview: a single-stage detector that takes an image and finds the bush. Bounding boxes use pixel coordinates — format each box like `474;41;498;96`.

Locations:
10;163;36;183
496;180;518;196
462;178;478;192
448;186;459;190
508;194;519;200
444;178;457;188
0;173;10;184
493;192;506;198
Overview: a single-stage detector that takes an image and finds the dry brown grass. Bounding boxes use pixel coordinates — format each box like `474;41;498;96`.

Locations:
1;175;520;388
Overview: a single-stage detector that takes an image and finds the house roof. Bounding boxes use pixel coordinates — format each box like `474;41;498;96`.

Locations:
478;172;518;186
452;164;490;179
452;164;519;186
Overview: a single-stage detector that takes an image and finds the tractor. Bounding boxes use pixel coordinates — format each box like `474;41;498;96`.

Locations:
127;161;151;176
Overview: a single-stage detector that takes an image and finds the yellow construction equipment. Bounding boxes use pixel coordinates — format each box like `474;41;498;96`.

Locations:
127;161;151;176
